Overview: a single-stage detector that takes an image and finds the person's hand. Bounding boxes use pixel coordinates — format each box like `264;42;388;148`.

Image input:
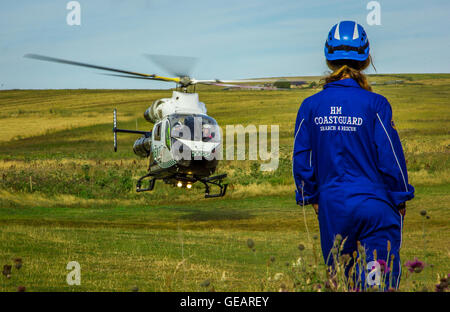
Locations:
312;203;319;215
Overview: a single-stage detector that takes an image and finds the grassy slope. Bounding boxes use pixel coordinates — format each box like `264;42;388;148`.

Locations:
0;74;449;291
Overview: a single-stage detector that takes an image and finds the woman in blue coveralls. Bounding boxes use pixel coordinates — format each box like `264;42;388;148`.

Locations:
292;21;414;290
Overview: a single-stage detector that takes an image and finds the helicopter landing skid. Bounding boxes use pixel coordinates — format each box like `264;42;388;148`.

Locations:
135;172;228;198
199;174;228;198
136;173;156;192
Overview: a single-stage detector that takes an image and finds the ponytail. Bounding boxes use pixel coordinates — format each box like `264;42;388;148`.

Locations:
322;56;375;91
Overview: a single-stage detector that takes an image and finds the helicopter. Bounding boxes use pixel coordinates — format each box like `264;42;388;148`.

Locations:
25;53;304;198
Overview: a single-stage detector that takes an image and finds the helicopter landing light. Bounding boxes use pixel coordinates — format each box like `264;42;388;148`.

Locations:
186;183;192;189
177;181;183;188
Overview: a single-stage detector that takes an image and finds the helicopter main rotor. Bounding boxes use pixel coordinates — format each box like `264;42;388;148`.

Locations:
24;53;303;90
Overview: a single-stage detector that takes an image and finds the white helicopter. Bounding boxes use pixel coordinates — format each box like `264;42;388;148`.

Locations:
25;54;304;198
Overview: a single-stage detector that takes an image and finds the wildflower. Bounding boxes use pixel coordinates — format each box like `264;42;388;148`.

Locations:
246;238;255;249
14;258;22;270
435;276;448;292
221;271;227;281
357;241;365;255
315;284;322;292
2;265;12;277
273;273;283;281
339;254;351;265
325;278;337;290
404;258;426;273
279;283;288;292
435;284;443;292
334;234;342;246
375;260;390;273
292;257;303;268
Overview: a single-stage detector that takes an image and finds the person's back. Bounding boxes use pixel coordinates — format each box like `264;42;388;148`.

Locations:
293;21;414;291
305;78;411;196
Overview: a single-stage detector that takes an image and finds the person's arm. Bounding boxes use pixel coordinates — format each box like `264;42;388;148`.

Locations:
293;99;318;206
374;98;414;209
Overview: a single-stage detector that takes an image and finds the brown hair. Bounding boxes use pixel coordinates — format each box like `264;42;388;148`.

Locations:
322;55;375;91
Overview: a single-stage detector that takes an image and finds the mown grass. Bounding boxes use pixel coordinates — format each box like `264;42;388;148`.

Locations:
0;73;449;292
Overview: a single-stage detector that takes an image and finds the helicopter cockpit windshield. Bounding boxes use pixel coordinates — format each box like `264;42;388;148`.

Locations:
169;114;220;143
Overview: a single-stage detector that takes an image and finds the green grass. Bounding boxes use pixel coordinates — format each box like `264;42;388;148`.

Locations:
0;73;449;292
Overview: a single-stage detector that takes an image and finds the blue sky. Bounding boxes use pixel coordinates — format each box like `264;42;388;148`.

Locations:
1;0;449;89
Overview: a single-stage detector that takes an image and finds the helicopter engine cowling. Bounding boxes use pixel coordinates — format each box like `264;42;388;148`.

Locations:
144;91;207;123
133;136;152;158
144;99;167;123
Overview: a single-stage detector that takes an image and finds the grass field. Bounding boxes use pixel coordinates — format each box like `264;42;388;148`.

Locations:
0;74;449;292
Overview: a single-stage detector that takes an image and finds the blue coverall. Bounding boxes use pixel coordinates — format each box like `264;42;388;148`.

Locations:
293;78;414;290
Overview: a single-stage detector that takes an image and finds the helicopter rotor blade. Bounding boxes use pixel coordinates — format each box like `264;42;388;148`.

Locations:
193;78;272;84
198;81;290;90
144;54;198;78
194;78;306;83
100;73;180;83
24;53;159;78
101;74;154;80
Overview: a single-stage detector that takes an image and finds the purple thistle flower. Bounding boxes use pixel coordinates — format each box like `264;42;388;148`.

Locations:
373;259;390;273
404;258;426;273
435;283;444;292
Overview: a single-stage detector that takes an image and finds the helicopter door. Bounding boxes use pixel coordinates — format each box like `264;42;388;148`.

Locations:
152;122;164;164
158;119;175;168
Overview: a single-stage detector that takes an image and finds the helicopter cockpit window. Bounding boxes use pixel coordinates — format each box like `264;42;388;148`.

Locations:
169;114;220;143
